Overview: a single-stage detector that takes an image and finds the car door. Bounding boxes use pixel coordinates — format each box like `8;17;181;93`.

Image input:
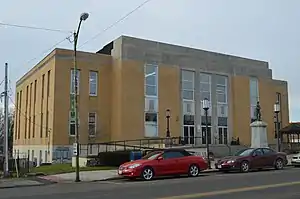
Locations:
158;151;185;175
251;149;265;168
262;148;277;167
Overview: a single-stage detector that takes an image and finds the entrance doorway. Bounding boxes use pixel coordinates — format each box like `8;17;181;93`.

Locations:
184;125;195;144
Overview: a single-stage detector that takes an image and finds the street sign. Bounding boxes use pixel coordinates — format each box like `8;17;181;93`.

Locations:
73;143;78;156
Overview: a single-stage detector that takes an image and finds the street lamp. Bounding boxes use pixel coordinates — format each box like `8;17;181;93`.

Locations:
73;12;89;182
166;109;171;137
202;98;211;169
274;101;280;152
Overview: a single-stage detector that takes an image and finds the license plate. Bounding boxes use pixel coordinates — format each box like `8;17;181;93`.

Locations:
118;170;122;175
217;165;222;169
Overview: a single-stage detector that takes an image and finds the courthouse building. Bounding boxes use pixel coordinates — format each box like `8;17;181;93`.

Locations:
13;35;289;163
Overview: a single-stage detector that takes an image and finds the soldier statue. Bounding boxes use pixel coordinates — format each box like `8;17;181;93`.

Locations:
255;101;262;121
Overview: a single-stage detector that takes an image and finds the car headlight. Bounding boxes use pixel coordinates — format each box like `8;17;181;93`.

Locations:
226;160;235;164
128;164;141;169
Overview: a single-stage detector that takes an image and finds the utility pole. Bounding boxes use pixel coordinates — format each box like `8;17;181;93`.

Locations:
3;63;9;177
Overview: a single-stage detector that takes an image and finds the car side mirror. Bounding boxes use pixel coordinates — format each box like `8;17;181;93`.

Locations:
252;153;257;157
157;156;163;161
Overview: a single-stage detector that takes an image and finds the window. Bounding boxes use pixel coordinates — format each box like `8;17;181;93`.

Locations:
25;85;29;139
144;64;158;137
18;91;22;139
144;112;158;137
162;151;185;159
88;112;96;137
47;70;51;97
202;126;212;144
70;69;80;94
34;80;37;103
262;148;274;155
42;74;45;98
40;113;43;138
145;64;158;96
250;77;259;120
89;71;98;96
181;70;195;100
218;127;228;144
216;75;228;104
199;73;211;101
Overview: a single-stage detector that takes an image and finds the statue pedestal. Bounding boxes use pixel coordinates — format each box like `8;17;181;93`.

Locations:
250;121;268;148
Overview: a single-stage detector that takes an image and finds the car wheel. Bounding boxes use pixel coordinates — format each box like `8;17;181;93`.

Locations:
141;167;154;181
240;161;250;173
275;158;284;170
188;164;200;177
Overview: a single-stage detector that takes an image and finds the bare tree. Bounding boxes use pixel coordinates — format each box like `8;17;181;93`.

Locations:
0;107;14;155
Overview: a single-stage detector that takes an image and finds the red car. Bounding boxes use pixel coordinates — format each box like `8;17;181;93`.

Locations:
118;149;208;180
215;147;288;173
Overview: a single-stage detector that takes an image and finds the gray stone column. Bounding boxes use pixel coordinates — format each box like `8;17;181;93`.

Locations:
211;74;218;144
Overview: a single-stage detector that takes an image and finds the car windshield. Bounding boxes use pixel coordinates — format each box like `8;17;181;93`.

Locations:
142;151;161;160
236;148;255;156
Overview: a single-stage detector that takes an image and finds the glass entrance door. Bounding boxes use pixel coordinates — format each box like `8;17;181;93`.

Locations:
184;125;195;144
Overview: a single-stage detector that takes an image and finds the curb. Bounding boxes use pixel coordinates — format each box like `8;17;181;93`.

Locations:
92;169;221;182
0;178;56;189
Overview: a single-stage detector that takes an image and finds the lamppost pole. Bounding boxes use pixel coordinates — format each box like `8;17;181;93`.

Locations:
73;12;89;182
274;101;280;152
166;109;170;137
202;98;211;169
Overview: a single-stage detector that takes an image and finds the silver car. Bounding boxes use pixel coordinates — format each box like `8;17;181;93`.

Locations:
291;153;300;167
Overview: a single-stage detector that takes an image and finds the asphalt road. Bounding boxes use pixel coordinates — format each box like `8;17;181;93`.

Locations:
1;168;300;199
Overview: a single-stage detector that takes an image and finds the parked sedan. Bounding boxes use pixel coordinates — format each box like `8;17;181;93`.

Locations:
291;153;300;167
118;149;208;180
215;148;288;173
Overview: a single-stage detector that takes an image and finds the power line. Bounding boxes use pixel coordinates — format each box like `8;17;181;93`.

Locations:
0;22;71;34
79;0;153;48
25;34;73;65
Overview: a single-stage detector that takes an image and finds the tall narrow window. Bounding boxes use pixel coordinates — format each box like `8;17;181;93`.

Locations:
18;91;22;139
216;75;228;145
15;92;19;140
89;71;98;96
40;75;45;138
28;83;32;139
200;73;212;144
144;64;158;137
181;70;195;145
47;70;51;97
70;69;80;94
25;85;29;139
40;113;43;138
42;74;45;99
45;70;50;137
250;77;259;122
33;80;37;138
88;112;96;137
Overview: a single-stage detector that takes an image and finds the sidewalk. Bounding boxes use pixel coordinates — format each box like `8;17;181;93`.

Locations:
0;178;45;189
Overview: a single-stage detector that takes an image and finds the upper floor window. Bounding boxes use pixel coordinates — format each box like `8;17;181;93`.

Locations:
70;69;80;94
250;77;259;105
88;112;97;137
216;75;228;104
89;71;98;96
144;64;158;97
250;77;259;120
200;73;211;101
181;70;195;101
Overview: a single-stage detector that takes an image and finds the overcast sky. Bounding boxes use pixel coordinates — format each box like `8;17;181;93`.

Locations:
0;0;299;121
